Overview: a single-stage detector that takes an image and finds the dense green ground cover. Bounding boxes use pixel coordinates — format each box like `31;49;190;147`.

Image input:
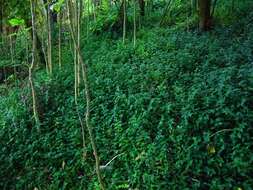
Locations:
1;3;253;190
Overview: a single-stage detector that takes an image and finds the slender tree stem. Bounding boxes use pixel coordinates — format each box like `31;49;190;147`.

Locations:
160;0;172;26
67;1;106;189
123;0;126;44
47;0;52;74
211;0;218;17
77;0;81;95
58;12;62;68
29;0;40;127
133;0;136;47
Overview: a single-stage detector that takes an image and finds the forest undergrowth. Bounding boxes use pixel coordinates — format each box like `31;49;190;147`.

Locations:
0;2;253;189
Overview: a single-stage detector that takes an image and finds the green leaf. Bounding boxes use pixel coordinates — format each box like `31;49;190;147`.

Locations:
53;0;65;13
8;18;24;26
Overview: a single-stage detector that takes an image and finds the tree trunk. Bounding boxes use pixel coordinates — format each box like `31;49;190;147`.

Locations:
67;0;106;188
122;0;126;43
139;0;145;16
198;0;212;31
29;0;40;126
47;0;52;74
0;4;3;34
26;20;47;66
112;0;127;33
58;12;62;68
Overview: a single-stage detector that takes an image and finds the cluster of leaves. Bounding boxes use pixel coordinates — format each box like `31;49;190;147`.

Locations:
0;30;29;83
84;17;253;189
